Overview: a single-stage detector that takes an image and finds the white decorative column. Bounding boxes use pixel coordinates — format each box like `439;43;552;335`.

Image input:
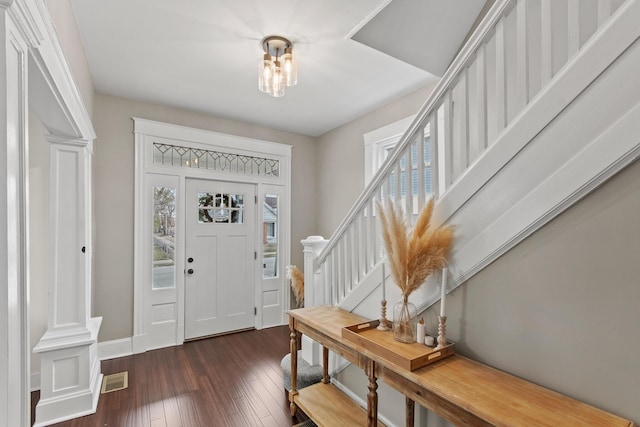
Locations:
33;136;102;427
300;236;328;365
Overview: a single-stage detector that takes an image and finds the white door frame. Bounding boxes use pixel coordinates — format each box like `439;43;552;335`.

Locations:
133;118;292;353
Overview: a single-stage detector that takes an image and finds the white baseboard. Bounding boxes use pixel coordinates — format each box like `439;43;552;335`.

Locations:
30;372;41;392
98;337;133;361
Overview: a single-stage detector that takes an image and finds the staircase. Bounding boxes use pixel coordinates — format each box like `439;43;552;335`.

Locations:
304;0;640;314
300;0;640;424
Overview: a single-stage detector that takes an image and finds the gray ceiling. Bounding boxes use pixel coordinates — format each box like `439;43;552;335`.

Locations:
70;0;487;137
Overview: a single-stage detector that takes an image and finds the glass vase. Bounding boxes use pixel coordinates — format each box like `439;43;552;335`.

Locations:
393;295;417;343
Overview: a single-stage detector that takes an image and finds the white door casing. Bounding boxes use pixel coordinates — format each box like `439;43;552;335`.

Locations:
133;118;292;353
185;179;256;339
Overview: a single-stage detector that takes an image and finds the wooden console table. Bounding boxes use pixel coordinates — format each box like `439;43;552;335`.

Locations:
288;305;635;427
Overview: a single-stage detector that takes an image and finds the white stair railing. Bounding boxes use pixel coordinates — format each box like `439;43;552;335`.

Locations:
312;0;630;309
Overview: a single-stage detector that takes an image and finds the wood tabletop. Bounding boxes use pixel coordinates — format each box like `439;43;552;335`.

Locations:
289;306;635;427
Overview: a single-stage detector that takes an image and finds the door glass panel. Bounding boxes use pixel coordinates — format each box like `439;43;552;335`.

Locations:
198;192;244;224
153;187;176;289
263;194;278;278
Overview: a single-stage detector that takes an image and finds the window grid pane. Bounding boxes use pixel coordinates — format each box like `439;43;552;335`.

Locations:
198;192;245;224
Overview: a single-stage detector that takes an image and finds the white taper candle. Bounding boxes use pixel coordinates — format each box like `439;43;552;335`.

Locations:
440;267;447;317
381;263;386;301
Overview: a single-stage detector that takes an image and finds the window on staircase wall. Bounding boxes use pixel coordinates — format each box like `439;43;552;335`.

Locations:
387;140;432;199
364;115;434;208
364;115;415;186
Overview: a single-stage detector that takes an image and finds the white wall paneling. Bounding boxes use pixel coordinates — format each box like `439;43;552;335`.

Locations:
33;137;101;427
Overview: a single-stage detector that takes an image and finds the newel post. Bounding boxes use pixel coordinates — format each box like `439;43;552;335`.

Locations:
300;236;328;365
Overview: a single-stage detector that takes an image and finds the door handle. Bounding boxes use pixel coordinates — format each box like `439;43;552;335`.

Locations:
187;269;194;275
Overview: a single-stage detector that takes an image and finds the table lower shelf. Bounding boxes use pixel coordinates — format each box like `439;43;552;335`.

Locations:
293;382;385;427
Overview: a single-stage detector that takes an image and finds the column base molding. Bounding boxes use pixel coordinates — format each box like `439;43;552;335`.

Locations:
33;317;102;427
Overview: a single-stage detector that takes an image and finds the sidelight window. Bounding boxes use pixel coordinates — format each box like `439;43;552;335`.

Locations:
153;186;176;289
263;194;279;278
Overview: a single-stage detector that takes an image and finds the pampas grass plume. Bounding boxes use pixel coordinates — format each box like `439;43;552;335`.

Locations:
377;198;453;297
286;265;305;306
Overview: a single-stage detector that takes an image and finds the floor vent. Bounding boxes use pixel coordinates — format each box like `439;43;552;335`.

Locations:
101;371;128;394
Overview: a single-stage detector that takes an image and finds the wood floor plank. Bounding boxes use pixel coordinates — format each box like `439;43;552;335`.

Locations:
151;417;167;427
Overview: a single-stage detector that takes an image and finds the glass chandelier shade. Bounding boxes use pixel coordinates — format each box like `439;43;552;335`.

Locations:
258;53;274;93
259;36;297;97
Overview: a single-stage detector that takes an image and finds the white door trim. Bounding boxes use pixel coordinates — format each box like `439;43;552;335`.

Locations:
133;118;292;353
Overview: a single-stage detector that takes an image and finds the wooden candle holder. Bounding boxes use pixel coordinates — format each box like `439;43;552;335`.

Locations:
376;300;390;331
436;316;447;350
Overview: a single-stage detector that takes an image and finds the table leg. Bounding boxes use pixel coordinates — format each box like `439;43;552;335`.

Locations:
367;359;378;426
322;346;329;384
289;318;298;417
406;397;415;427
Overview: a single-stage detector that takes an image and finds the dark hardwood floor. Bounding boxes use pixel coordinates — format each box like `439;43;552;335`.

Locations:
31;325;305;427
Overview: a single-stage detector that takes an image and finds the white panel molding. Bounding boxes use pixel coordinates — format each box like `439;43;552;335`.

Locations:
34;133;101;425
98;337;133;361
33;317;102;427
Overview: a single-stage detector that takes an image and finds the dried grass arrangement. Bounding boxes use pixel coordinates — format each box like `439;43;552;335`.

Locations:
286;265;305;307
377;198;454;342
377;198;454;297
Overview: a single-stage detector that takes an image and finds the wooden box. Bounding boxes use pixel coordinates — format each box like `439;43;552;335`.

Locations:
341;320;455;371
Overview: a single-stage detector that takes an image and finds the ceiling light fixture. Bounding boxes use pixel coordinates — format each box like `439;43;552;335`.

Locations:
259;36;297;98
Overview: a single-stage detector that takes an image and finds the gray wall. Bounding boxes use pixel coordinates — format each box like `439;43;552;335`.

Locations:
93;93;318;341
46;0;95;119
316;84;436;238
421;158;640;424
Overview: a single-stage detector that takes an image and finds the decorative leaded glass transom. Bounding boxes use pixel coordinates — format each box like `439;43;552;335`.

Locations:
153;142;279;177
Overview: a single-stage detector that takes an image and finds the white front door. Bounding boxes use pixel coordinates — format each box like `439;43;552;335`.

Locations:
185;179;256;339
